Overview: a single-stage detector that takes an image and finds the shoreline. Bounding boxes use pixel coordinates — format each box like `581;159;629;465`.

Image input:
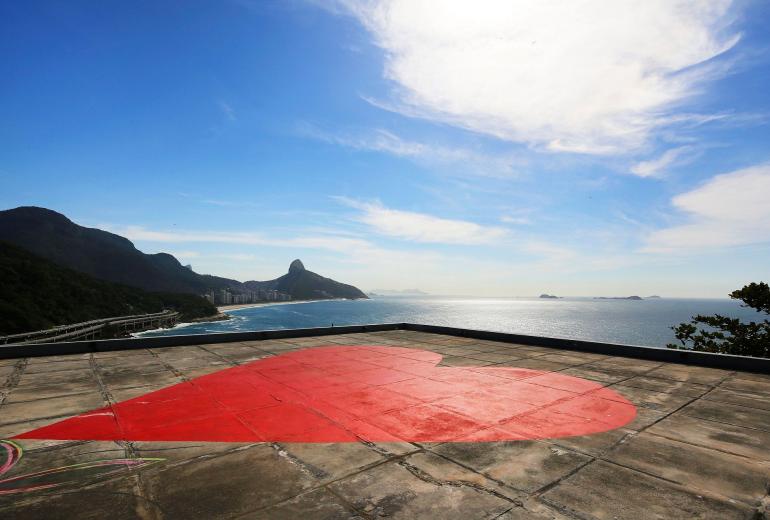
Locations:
132;299;355;337
217;298;355;313
217;301;296;312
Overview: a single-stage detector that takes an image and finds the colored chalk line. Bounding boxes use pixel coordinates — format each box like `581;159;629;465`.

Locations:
0;439;163;495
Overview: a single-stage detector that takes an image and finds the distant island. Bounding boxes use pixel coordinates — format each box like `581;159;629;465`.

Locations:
594;296;643;300
539;294;560;299
0;206;368;334
647;295;662;299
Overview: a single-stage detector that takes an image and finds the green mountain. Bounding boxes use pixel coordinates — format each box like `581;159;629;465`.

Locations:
0;207;367;302
0;241;217;335
0;206;241;294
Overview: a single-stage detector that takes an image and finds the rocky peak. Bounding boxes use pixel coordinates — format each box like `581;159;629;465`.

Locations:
289;259;305;273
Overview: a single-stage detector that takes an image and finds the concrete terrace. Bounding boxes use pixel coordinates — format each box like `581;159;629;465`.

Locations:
1;328;769;519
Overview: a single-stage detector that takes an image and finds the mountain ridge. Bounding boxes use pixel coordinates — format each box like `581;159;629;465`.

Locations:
0;206;367;302
0;241;217;335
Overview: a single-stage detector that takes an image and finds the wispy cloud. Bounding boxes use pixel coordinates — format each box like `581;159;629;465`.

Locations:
330;0;741;154
643;163;770;253
500;215;531;226
218;100;236;121
630;146;700;178
336;197;509;244
105;225;374;253
214;253;258;262
298;122;523;178
103;222;449;284
201;199;260;209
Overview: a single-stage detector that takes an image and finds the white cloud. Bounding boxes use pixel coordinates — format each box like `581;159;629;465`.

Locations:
630;146;699;178
102;222;450;285
105;225;375;254
337;198;508;244
333;0;740;153
500;215;531;226
299;123;522;178
644;164;770;252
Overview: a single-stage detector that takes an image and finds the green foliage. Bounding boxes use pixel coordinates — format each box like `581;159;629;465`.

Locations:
668;282;770;358
0;242;216;335
152;292;218;321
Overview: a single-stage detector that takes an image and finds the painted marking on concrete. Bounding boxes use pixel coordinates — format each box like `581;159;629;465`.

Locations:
14;346;636;443
0;440;163;495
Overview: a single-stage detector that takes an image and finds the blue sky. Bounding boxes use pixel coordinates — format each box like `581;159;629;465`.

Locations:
2;1;769;297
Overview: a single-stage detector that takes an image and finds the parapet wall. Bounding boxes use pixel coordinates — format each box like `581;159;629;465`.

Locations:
2;322;768;374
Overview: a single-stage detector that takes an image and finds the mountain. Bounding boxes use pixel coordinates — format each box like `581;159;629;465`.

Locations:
244;259;367;300
0;241;217;335
0;206;240;294
0;207;367;302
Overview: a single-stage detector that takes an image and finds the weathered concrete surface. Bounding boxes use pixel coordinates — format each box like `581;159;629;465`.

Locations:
429;441;591;493
541;460;753;519
328;458;513;519
0;329;768;519
605;432;769;504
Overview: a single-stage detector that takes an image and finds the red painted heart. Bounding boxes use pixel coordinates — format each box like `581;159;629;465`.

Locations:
14;345;636;443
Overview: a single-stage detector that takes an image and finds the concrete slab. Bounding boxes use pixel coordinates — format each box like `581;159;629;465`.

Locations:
328;459;512;519
5;380;101;403
608;383;695;412
15;368;95;387
719;376;770;396
703;386;770;411
0;392;105;426
430;441;591;492
140;444;319;517
646;412;770;461
680;399;770;432
0;329;768;518
541;460;752;519
606;432;770;505
619;375;711;397
251;488;364;519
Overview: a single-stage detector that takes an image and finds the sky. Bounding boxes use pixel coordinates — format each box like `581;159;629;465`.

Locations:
2;0;770;298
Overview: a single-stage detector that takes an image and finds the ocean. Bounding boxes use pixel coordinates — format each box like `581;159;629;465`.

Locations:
138;296;762;348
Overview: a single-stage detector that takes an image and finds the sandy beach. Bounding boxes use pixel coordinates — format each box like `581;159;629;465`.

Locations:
216;299;326;312
217;302;278;312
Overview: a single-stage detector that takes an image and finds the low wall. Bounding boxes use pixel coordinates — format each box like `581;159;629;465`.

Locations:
1;322;768;373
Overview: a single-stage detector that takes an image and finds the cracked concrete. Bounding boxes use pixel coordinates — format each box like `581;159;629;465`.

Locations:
1;329;770;519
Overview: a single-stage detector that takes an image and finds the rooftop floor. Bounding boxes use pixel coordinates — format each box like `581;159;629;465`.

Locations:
1;329;769;519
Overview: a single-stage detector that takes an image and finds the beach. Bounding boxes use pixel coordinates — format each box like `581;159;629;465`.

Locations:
216;299;348;313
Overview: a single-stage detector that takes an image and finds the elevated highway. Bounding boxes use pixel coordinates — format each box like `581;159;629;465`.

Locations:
0;310;179;345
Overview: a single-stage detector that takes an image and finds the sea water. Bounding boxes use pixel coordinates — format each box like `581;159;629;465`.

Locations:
138;296;762;348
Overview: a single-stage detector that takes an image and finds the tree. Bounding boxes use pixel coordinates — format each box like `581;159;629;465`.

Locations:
668;282;770;358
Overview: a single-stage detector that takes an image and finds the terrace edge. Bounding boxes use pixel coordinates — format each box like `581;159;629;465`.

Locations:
1;322;768;373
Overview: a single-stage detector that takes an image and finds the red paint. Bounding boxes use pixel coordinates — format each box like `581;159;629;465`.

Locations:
14;346;636;443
